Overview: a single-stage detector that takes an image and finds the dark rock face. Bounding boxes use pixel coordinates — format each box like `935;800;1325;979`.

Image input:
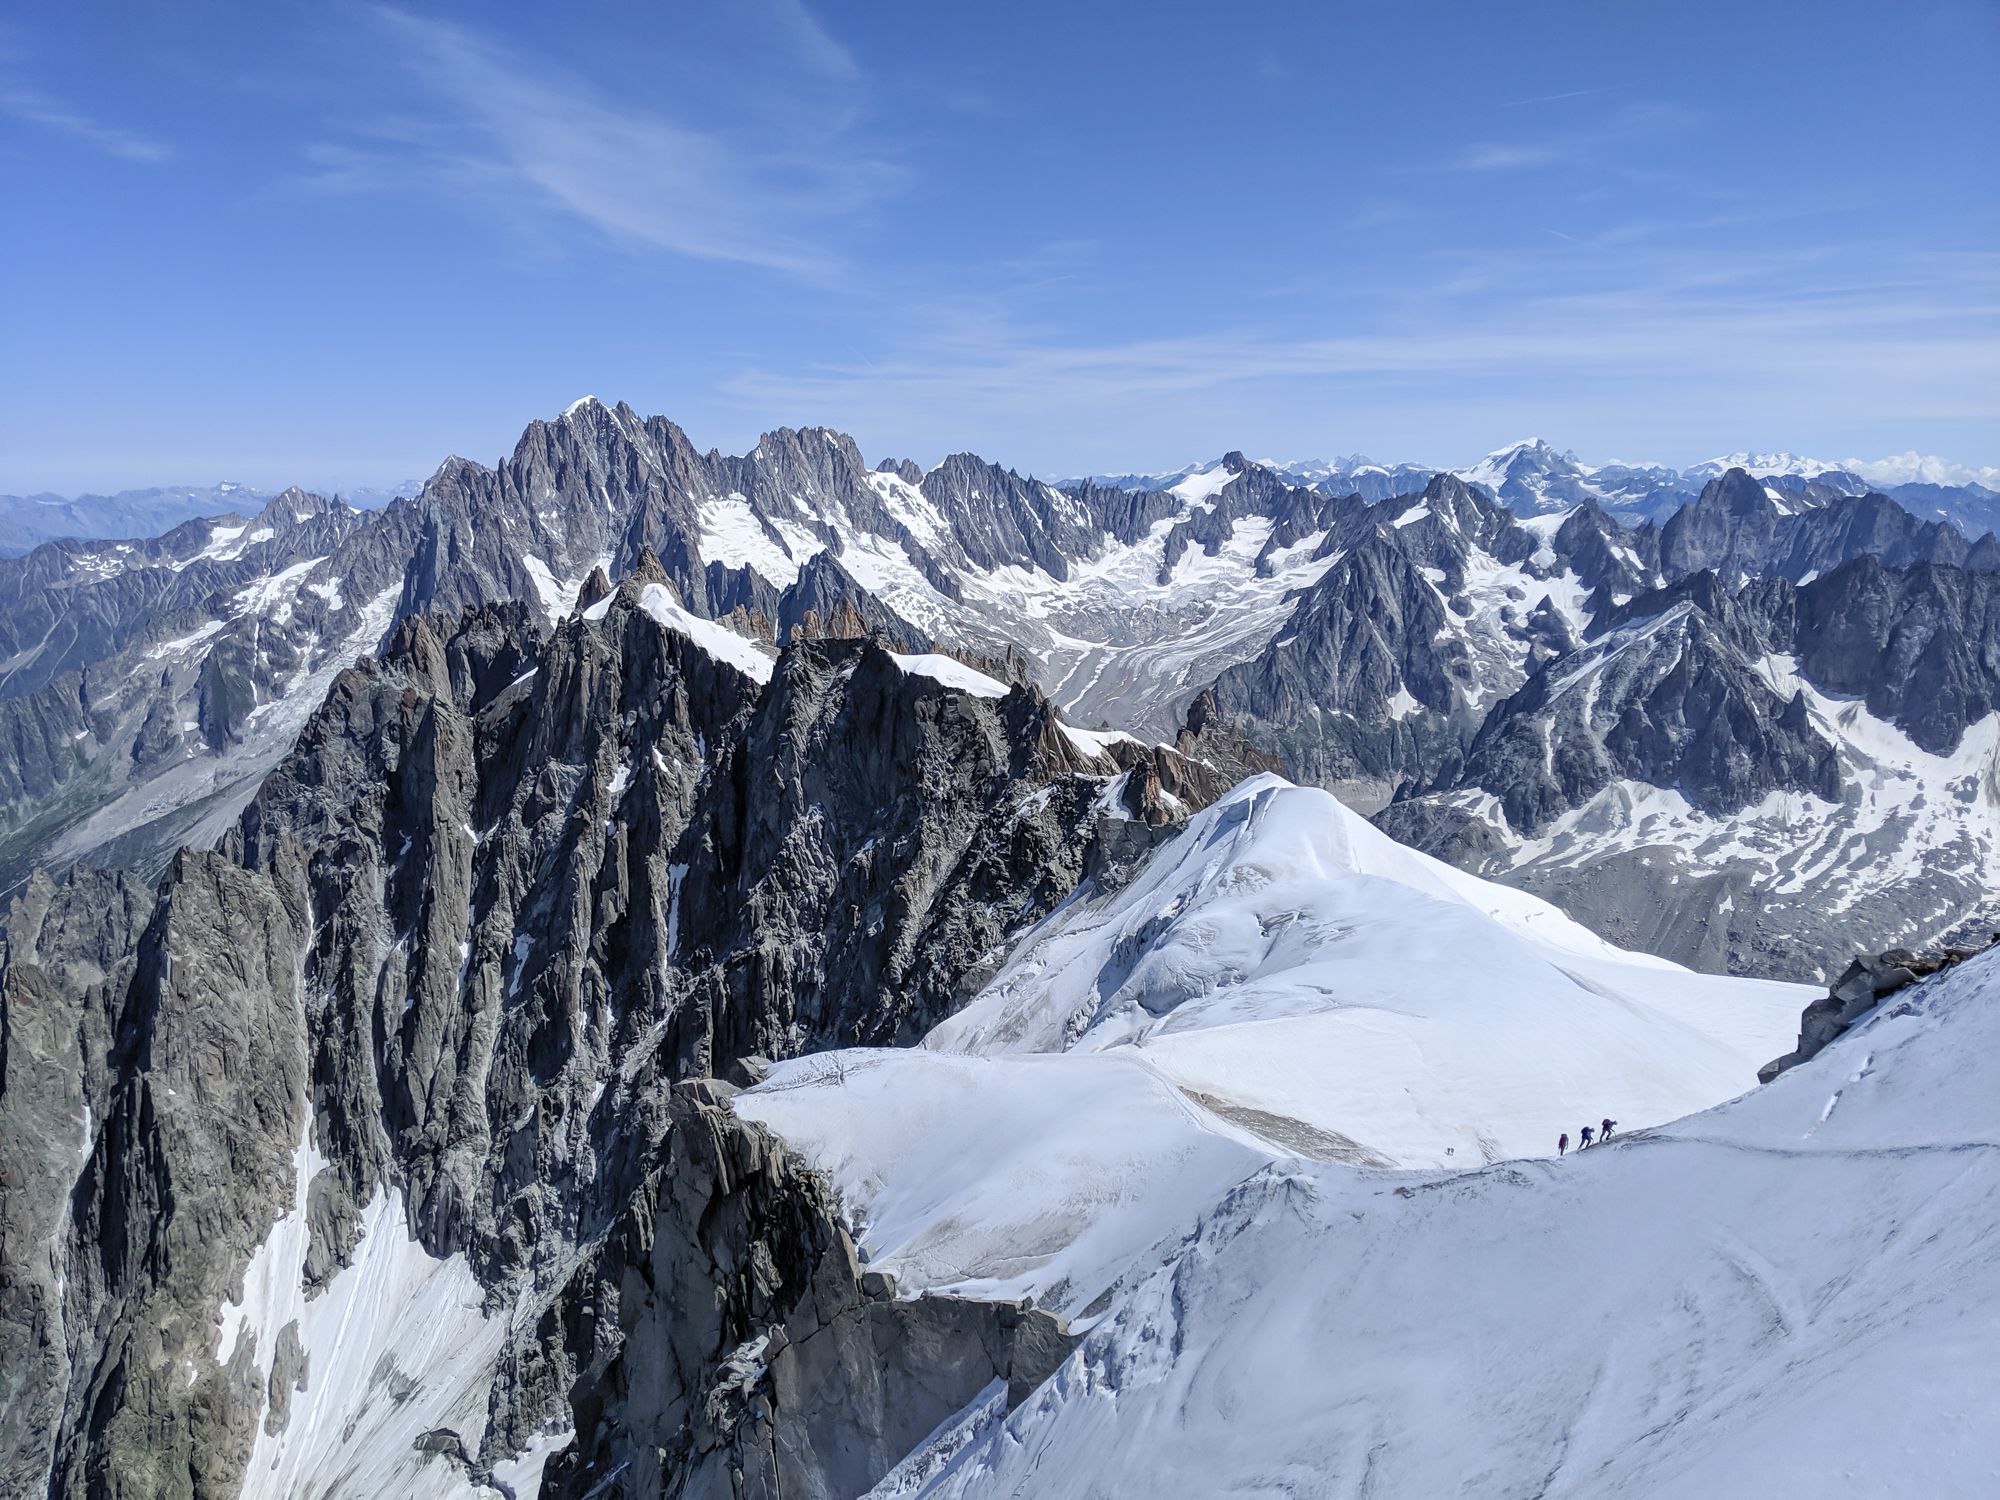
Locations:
1554;500;1662;611
1758;943;1988;1081
544;1086;1075;1500
1787;555;2000;756
672;639;1138;1056
1;557;1254;1496
0;852;307;1500
0;866;155;1497
1658;468;1979;586
774;552;927;651
1446;601;1841;837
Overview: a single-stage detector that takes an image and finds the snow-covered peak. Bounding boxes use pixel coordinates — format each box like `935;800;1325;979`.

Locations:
1454;439;1601;516
1685;451;1840;481
1466;436;1570;470
736;772;1814;1331
927;775;1807;1165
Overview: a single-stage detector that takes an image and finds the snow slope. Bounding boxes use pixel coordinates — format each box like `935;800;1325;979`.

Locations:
737;775;1814;1330
928;776;1810;1167
215;1123;564;1500
635;581;778;683
735;1048;1273;1320
897;946;2000;1500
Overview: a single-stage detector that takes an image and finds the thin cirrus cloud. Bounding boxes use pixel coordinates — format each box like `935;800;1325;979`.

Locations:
0;89;170;162
1457;143;1563;171
722;245;1997;459
304;6;893;278
1444;100;1699;175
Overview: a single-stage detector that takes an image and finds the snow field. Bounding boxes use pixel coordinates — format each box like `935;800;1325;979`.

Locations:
930;776;1808;1163
215;1121;563;1500
738;773;1816;1356
901;949;2000;1500
697;493;825;589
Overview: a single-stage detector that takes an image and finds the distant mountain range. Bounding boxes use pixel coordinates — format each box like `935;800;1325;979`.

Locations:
2;399;1994;989
0;479;420;555
16;442;1994;561
1078;438;2000;541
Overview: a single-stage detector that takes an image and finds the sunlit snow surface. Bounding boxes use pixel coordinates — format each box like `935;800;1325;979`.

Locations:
636;581;777;682
933;776;1809;1164
893;949;2000;1500
736;777;1815;1330
888;652;1011;698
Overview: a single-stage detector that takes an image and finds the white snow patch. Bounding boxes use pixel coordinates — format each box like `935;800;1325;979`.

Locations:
231;558;327;622
219;1120;546;1500
636;583;776;684
1057;723;1142;759
145;620;226;659
520;554;566;621
698;494;825;589
888;654;1011;698
1166;465;1238;507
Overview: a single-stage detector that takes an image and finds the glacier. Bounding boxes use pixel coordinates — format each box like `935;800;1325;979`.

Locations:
735;783;1999;1497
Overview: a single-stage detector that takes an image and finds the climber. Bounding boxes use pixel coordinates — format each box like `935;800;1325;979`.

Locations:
1558;1132;1568;1156
1579;1124;1594;1147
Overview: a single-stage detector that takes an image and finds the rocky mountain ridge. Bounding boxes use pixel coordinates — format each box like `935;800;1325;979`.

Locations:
0;545;1257;1497
1;399;1995;983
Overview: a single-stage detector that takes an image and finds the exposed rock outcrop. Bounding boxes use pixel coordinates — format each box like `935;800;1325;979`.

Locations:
1759;942;1990;1082
544;1085;1075;1500
2;559;1249;1496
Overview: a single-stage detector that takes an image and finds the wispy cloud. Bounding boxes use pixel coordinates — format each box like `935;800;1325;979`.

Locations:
720;246;1999;463
1499;87;1608;108
1458;143;1561;171
0;89;170;161
1443;101;1700;177
304;6;891;277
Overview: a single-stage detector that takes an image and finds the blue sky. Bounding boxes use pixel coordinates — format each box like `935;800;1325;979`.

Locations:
2;0;1995;494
